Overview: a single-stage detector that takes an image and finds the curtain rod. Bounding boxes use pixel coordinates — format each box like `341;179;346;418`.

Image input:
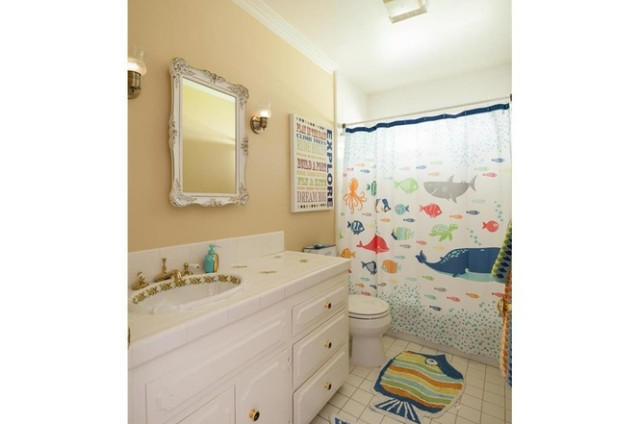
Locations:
341;94;512;129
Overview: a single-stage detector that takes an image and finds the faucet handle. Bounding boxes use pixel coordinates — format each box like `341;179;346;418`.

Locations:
172;269;182;282
183;262;201;275
131;272;149;290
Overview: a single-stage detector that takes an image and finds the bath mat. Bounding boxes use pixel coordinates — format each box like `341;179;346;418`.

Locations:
369;351;465;424
329;414;359;424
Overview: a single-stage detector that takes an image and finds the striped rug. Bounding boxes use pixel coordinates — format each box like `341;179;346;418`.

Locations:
370;351;465;424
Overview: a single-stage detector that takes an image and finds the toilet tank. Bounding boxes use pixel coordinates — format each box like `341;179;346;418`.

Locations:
302;244;337;256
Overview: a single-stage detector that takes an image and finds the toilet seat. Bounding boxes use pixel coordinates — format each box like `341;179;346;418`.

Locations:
349;295;389;319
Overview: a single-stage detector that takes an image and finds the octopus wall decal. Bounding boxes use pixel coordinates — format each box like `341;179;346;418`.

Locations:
343;177;367;214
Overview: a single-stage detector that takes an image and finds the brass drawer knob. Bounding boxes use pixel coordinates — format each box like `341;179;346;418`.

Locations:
249;409;260;421
324;382;332;390
324;301;332;309
324;341;332;349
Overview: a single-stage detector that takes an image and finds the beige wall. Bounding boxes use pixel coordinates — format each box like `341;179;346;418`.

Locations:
128;0;336;252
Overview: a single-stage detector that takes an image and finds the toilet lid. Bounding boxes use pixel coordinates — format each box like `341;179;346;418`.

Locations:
349;294;389;318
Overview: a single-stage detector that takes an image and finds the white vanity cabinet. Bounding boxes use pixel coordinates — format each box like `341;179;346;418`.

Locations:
129;258;349;424
131;305;291;424
291;283;349;424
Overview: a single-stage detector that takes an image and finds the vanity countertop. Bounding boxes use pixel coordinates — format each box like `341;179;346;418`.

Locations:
128;251;350;369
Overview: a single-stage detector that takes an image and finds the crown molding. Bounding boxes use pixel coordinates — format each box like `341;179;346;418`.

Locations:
233;0;339;73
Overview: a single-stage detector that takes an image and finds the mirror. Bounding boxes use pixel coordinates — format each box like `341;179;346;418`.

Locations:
169;57;249;207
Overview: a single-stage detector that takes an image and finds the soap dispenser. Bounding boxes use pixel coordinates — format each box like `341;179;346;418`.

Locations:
204;244;220;273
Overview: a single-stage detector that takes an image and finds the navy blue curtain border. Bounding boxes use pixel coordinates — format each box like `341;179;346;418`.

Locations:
345;103;510;134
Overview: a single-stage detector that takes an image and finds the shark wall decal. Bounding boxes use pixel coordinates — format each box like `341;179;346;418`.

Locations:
423;175;477;203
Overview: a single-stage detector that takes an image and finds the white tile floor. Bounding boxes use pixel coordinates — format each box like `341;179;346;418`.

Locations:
312;335;512;424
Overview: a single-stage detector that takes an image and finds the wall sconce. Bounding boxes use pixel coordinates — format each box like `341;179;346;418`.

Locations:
128;45;147;99
250;103;271;134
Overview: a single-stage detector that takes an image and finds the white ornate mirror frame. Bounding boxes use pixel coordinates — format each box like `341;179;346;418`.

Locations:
169;57;249;207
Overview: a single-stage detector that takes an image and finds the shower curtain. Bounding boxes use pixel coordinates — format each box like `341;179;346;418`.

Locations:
338;103;511;359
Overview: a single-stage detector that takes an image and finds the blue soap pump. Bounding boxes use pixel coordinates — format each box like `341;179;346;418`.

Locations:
204;244;221;273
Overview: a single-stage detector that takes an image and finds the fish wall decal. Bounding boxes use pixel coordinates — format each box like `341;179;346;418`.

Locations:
482;220;499;232
419;203;442;218
391;227;414;241
394;178;419;194
347;220;365;235
382;259;400;273
361;260;378;275
376;198;392;212
423;175;477;203
395;204;410;215
367;181;378;196
340;248;356;258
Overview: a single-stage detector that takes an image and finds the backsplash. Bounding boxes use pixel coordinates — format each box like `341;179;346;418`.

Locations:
128;231;284;291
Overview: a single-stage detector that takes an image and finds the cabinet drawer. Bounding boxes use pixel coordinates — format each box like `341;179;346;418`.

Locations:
145;309;288;424
293;311;348;389
178;386;234;424
292;284;347;336
293;345;349;424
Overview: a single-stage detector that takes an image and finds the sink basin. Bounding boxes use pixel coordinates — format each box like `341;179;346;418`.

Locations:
128;273;245;314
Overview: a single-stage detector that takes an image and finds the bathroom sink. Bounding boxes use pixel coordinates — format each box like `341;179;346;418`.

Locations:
128;273;245;314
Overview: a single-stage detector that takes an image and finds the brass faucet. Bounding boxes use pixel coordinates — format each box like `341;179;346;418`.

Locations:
153;258;189;283
154;258;173;282
172;269;182;281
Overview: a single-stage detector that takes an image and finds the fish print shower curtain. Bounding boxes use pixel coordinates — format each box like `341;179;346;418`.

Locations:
338;103;511;359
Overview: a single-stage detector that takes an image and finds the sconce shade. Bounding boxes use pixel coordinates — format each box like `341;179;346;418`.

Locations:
257;102;271;118
128;45;147;75
250;103;271;133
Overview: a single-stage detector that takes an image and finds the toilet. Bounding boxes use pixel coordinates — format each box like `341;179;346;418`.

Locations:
348;294;392;367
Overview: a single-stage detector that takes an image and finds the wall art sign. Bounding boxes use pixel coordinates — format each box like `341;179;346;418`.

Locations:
290;114;334;212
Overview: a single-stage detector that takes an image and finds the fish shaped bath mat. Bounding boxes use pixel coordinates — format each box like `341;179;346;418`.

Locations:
369;351;465;424
329;414;359;424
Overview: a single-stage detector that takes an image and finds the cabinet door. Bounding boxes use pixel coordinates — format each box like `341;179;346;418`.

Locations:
178;386;234;424
144;309;288;424
236;349;292;424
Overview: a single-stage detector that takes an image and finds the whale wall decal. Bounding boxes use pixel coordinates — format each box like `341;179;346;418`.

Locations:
415;247;499;278
424;175;477;203
356;234;390;253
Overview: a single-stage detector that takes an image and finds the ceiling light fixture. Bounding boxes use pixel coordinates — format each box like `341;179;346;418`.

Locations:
383;0;427;24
